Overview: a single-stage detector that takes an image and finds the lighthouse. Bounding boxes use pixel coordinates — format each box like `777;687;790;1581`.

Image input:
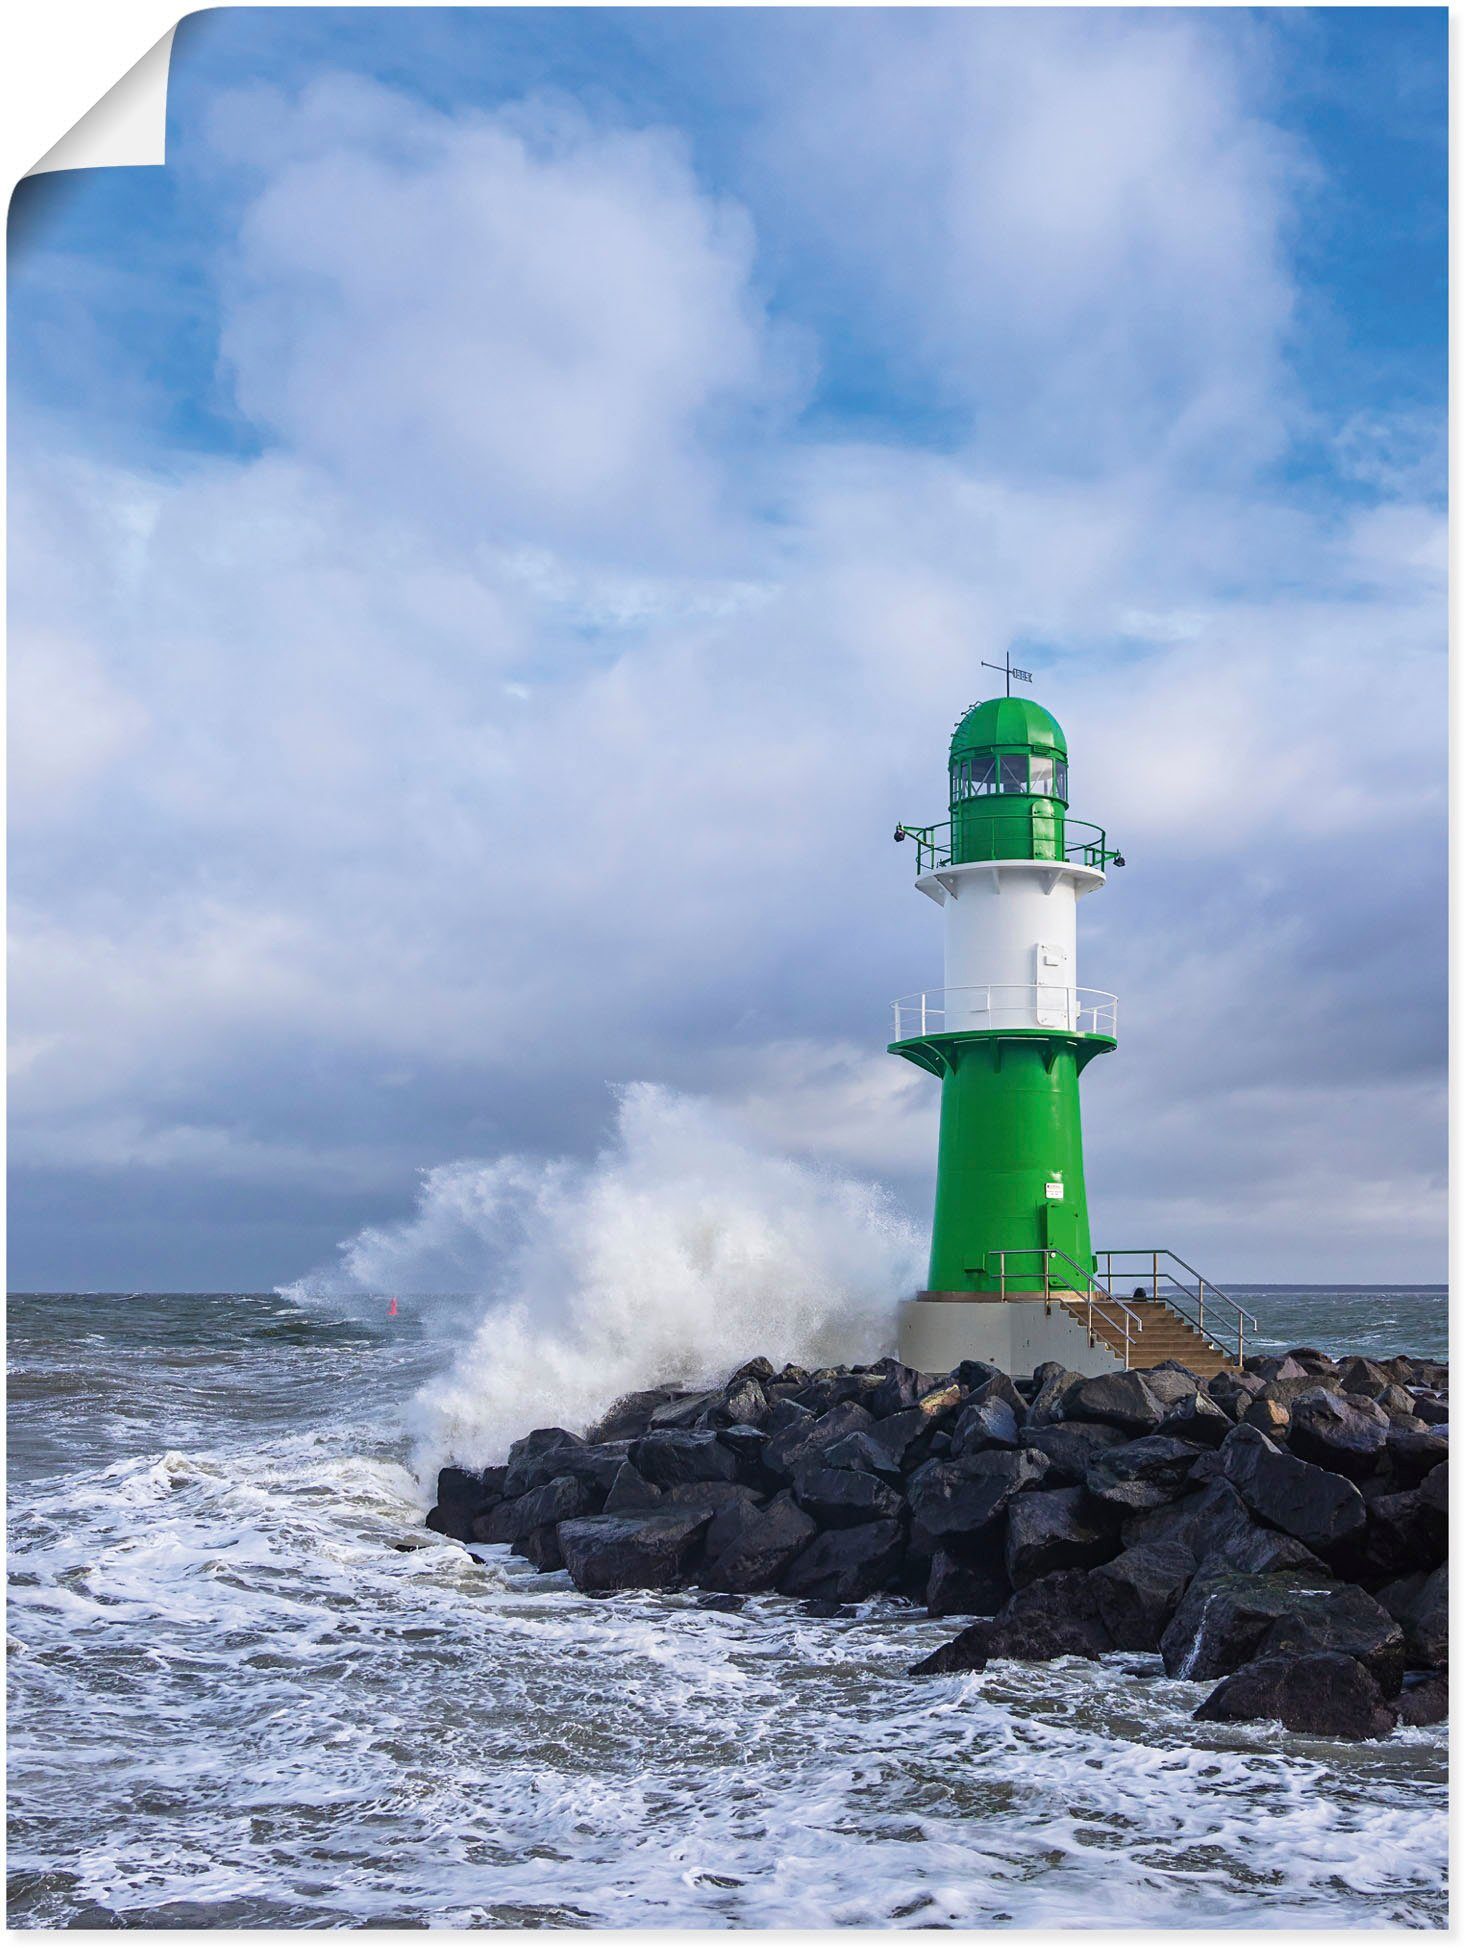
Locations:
888;676;1249;1378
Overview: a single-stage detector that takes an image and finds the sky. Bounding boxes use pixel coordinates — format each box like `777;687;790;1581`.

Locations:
8;6;1447;1291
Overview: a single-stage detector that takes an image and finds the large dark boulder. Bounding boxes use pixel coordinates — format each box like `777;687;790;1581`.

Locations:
911;1570;1113;1674
631;1429;742;1490
1085;1436;1202;1511
1023;1420;1127;1484
778;1519;906;1603
908;1448;1049;1547
764;1400;875;1478
1027;1364;1085;1428
1384;1428;1449;1490
926;1547;1010;1619
709;1377;772;1429
791;1464;903;1529
473;1473;597;1545
1397;1670;1448;1726
1337;1355;1393;1398
602;1462;661;1512
1221;1425;1367;1551
647;1390;725;1431
1059;1370;1169;1436
967;1371;1029;1421
1160;1566;1405;1693
950;1395;1021;1456
426;1463;508;1540
1287;1389;1389;1482
504;1426;583;1479
700;1491;817;1593
583;1387;681;1442
865;1360;936;1418
504;1440;632;1500
1090;1541;1196;1650
1194;1652;1396;1741
822;1430;907;1483
1004;1486;1120;1588
1159;1391;1232;1449
1379;1563;1447;1668
559;1509;713;1592
515;1524;565;1573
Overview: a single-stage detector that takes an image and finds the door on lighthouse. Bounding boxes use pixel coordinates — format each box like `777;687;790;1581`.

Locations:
1034;942;1070;1029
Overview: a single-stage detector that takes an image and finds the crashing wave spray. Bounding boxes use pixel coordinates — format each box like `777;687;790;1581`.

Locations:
290;1085;924;1477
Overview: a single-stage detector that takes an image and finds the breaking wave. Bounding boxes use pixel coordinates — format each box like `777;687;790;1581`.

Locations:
283;1084;924;1476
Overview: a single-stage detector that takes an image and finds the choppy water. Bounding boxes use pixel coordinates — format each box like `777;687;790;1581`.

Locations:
7;1287;1448;1928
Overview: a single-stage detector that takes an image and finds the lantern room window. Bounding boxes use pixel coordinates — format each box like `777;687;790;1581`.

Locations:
1029;753;1054;796
999;753;1027;793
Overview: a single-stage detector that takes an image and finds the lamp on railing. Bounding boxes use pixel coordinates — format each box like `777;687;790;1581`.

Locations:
893;824;907;843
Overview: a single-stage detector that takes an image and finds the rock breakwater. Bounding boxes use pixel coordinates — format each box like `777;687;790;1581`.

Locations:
427;1346;1447;1740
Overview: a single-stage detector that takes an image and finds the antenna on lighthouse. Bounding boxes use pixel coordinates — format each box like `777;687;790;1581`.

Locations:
981;650;1033;698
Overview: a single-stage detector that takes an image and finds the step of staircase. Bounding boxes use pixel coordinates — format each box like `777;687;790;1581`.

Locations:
1057;1295;1237;1379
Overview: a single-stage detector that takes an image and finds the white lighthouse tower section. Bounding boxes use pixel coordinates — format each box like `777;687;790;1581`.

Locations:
915;859;1106;1033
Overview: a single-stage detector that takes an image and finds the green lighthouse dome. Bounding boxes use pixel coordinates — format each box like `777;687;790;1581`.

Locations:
951;695;1067;760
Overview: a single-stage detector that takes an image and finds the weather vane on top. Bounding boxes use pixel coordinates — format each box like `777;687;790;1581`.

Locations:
981;650;1033;699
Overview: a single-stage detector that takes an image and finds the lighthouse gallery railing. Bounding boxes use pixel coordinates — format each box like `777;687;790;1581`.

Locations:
896;817;1118;873
891;986;1118;1041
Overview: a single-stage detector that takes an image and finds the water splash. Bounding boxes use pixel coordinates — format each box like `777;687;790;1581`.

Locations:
286;1084;924;1476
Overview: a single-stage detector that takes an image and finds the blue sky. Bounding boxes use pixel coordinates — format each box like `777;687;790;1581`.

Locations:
9;8;1446;1289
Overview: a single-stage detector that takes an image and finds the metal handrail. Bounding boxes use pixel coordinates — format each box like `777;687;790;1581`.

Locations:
891;985;1118;1042
1096;1249;1258;1366
989;1246;1144;1369
896;816;1117;875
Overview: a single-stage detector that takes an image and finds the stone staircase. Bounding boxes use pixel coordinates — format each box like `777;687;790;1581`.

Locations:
1057;1294;1237;1378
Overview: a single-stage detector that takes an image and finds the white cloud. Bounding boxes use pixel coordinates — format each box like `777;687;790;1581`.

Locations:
8;25;1445;1282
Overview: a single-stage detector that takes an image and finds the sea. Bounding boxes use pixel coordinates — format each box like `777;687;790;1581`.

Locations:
7;1285;1448;1930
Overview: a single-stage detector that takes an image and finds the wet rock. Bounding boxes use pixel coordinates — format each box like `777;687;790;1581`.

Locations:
558;1508;713;1593
907;1447;1049;1546
1022;1420;1127;1485
1337;1355;1393;1398
1027;1364;1084;1428
1221;1425;1367;1551
504;1440;632;1500
1418;1461;1448;1520
821;1430;907;1483
647;1390;727;1431
865;1360;937;1418
1194;1652;1396;1741
601;1462;661;1513
631;1429;742;1490
436;1463;506;1511
1380;1563;1448;1668
710;1378;771;1429
778;1518;906;1603
716;1423;770;1466
660;1481;763;1518
1245;1354;1308;1383
911;1569;1113;1674
1286;1348;1338;1377
968;1371;1029;1421
1085;1436;1202;1511
504;1426;583;1477
791;1464;903;1529
1138;1367;1212;1410
950;1395;1021;1456
1122;1477;1252;1557
1344;1487;1446;1580
1384;1428;1449;1490
1413;1394;1450;1427
695;1592;747;1613
424;1504;478;1541
1374;1383;1418;1418
1159;1566;1404;1693
765;1396;814;1435
515;1523;565;1573
1287;1389;1389;1482
1159;1390;1232;1448
1209;1370;1265;1419
727;1356;777;1386
583;1387;681;1443
1397;1669;1448;1727
1090;1541;1197;1650
1004;1486;1120;1588
793;1371;877;1416
700;1490;817;1594
925;1547;1010;1619
1242;1396;1292;1439
764;1400;875;1479
473;1472;597;1545
1059;1370;1169;1435
1206;1525;1329;1578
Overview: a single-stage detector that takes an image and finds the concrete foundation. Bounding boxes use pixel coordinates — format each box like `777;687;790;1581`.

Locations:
897;1295;1123;1378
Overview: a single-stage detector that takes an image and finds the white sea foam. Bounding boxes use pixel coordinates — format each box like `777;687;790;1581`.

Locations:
287;1084;925;1476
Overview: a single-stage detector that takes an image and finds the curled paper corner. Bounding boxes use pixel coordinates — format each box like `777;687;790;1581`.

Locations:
27;26;177;177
